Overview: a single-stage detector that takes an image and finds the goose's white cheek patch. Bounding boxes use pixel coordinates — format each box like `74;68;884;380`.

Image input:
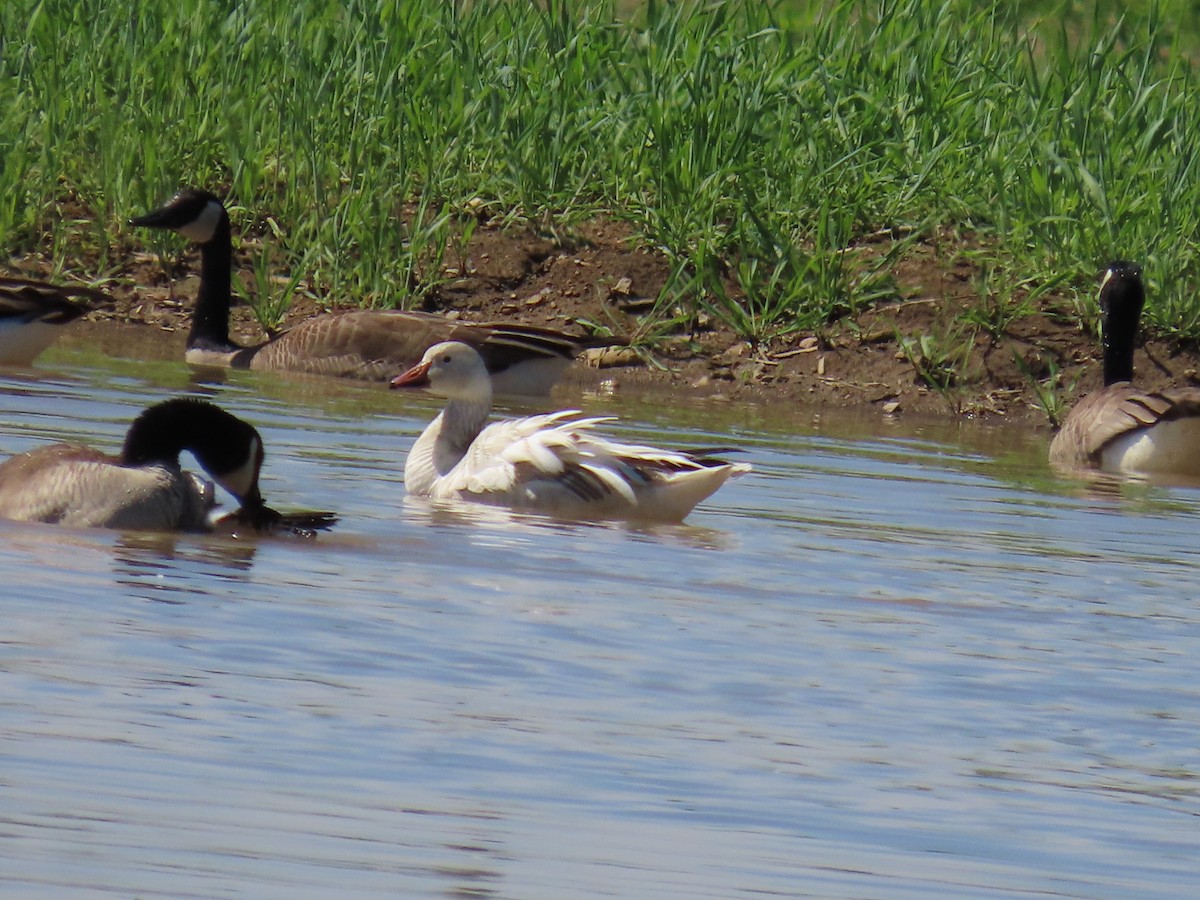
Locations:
216;436;260;500
177;200;223;243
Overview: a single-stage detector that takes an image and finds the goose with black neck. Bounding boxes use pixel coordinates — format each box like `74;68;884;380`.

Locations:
131;188;612;394
0;397;336;534
1049;260;1200;476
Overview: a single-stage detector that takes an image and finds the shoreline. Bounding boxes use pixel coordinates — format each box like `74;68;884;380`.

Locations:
17;218;1200;430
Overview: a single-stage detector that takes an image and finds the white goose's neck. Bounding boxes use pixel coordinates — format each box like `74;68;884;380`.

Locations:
442;396;491;450
405;396;491;495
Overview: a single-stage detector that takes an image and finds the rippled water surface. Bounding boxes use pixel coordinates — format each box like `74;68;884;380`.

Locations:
2;341;1200;898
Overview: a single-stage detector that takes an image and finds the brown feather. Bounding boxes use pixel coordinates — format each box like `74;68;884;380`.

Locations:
1049;383;1200;468
246;309;594;382
0;444;210;529
0;277;107;323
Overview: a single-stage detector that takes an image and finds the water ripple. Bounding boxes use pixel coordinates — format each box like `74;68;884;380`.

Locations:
0;353;1198;897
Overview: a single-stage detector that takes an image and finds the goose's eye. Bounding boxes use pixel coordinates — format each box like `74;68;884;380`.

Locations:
442;354;452;364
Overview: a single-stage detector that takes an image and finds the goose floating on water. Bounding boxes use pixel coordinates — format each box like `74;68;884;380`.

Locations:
1049;260;1200;476
0;276;107;365
390;340;749;521
131;188;608;394
0;397;335;533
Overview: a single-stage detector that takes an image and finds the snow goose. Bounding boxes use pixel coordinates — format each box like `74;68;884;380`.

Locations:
1050;260;1200;475
390;341;750;521
131;188;610;394
0;397;335;533
0;276;107;365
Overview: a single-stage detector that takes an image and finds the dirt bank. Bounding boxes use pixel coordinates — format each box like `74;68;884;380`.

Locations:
11;218;1199;429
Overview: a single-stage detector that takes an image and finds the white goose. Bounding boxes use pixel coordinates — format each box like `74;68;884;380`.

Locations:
390;341;750;521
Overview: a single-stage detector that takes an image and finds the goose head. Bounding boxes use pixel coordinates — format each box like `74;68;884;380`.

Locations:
121;398;265;507
124;399;338;536
1098;260;1145;385
390;341;493;402
131;188;229;245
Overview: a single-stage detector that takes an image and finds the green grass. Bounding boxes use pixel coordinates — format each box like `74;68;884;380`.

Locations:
4;0;1200;341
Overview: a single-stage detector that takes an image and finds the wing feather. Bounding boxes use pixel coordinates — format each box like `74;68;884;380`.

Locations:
1051;382;1200;468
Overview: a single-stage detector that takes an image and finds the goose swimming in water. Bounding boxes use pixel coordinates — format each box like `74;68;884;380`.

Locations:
0;397;335;533
0;276;107;365
390;341;750;521
131;188;609;394
1050;260;1200;476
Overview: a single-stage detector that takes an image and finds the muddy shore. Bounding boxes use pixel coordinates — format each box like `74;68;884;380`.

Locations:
13;219;1199;429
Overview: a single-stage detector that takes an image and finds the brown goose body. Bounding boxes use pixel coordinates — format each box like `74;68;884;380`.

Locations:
0;276;107;365
1049;261;1200;476
1049;382;1200;473
195;307;589;392
0;442;215;529
134;189;605;394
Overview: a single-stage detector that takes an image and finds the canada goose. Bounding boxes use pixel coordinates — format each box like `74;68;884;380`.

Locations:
0;397;333;532
131;188;608;394
390;341;750;521
1049;260;1200;475
0;276;107;365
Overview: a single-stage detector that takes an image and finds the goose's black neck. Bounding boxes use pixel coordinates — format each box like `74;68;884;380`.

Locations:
190;215;239;353
121;398;260;490
1099;261;1144;386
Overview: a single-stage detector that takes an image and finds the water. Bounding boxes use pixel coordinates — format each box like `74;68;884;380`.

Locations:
2;340;1199;898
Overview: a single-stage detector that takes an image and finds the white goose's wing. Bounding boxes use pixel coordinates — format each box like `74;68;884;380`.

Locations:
440;412;748;520
436;410;602;496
